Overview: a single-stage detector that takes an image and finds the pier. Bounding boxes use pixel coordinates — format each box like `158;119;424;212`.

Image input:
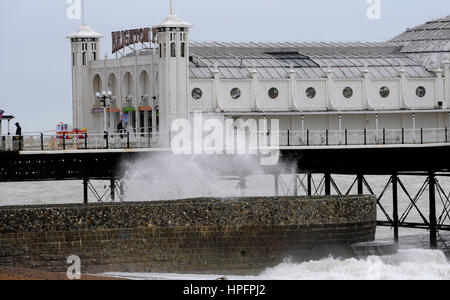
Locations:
1;129;450;250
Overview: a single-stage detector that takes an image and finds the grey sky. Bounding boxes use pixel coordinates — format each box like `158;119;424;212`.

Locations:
0;0;449;132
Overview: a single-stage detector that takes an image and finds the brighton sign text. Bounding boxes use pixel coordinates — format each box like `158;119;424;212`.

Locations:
112;28;151;54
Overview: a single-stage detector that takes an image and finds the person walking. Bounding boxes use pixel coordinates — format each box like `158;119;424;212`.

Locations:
117;120;124;139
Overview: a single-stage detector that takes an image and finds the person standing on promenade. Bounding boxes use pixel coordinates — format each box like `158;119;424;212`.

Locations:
14;122;23;151
117;120;124;139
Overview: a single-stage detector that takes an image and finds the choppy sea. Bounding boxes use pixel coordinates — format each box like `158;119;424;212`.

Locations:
1;174;450;280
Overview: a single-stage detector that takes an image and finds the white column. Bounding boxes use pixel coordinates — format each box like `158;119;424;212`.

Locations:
251;65;259;111
109;110;114;131
301;114;305;142
447;113;450;128
144;111;149;133
436;68;444;108
400;68;408;109
363;67;370;109
289;64;296;111
445;61;450;108
375;113;379;138
152;98;157;133
136;109;141;134
326;68;334;110
213;63;220;111
412;113;417;143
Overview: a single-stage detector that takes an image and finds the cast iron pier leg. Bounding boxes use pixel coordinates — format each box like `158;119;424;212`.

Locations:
110;178;116;202
429;171;437;249
239;176;246;197
357;174;364;195
119;181;125;201
274;174;280;197
293;175;298;196
83;178;88;204
325;173;331;196
307;173;312;196
392;173;399;245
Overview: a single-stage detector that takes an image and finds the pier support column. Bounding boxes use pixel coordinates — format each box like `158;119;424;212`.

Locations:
307;173;312;196
293;175;298;196
429;171;438;249
274;174;280;197
239;176;247;197
392;173;399;245
110;178;116;202
83;178;88;204
119;181;125;201
324;173;331;196
357;174;364;195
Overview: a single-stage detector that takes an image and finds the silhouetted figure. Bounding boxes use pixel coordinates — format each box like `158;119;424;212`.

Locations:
14;122;23;151
117;120;124;139
15;122;22;137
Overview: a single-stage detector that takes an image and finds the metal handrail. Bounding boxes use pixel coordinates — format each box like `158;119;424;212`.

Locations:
0;127;449;152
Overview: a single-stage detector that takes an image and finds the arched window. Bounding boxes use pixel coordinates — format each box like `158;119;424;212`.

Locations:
72;52;76;66
171;42;176;57
82;52;87;66
92;51;97;61
181;42;186;58
159;43;162;58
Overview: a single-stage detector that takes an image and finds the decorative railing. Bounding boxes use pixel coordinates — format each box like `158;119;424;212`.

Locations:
0;131;160;152
0;128;449;152
281;128;449;147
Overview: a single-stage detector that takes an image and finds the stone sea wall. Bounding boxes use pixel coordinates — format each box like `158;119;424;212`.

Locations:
0;196;376;274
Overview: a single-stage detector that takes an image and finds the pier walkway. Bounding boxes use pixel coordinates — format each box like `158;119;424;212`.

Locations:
1;128;450;152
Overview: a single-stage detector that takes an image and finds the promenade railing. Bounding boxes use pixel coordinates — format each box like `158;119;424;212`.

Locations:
282;128;449;146
0;128;449;152
0;131;160;152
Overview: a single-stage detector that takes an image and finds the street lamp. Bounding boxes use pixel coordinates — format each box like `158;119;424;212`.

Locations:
96;91;112;133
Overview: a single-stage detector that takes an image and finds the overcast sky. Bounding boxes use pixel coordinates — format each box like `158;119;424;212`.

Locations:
0;0;449;133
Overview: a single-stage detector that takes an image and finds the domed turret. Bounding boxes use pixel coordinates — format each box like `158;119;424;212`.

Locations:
67;2;103;130
155;0;193;147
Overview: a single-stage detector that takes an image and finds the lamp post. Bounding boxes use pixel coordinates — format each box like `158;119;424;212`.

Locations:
96;91;112;133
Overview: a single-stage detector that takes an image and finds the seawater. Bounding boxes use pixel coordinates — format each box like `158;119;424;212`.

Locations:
102;249;450;280
1;174;450;280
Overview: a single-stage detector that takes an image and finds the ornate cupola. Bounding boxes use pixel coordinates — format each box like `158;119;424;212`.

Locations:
67;0;103;129
154;0;193;147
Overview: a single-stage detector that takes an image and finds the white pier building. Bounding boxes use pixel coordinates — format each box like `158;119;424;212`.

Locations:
68;4;450;147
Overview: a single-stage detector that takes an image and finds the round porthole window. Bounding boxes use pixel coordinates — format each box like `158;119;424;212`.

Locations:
343;87;353;99
268;88;279;100
306;87;316;99
230;88;241;100
416;86;426;98
191;88;202;100
379;86;390;98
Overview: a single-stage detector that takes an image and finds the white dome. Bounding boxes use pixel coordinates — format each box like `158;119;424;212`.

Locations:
67;25;103;39
154;14;193;29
